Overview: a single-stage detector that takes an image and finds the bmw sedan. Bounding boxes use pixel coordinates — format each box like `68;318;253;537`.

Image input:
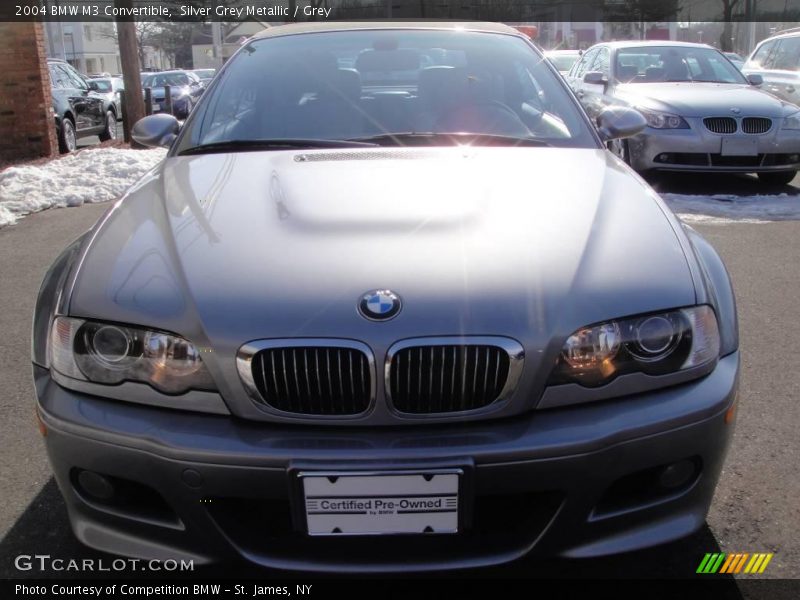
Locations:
567;41;800;185
33;22;739;572
141;70;203;119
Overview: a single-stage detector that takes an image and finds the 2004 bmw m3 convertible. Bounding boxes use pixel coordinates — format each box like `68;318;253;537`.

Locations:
32;22;739;571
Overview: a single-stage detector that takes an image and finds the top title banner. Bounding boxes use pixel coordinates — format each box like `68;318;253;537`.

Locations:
3;0;798;22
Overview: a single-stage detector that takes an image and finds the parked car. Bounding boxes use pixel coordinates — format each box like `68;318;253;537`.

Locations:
544;49;581;75
742;28;800;107
192;68;217;87
567;41;800;185
35;22;739;572
141;70;203;118
47;59;118;153
724;52;745;70
87;76;124;121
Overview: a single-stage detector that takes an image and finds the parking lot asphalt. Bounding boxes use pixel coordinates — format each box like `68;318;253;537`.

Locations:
0;174;798;586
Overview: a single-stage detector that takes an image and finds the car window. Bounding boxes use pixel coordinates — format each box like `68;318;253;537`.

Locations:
591;47;610;77
58;64;88;90
181;30;597;151
614;46;746;83
49;64;69;89
571;48;597;79
748;40;777;69
92;79;112;92
772;37;800;71
146;73;190;87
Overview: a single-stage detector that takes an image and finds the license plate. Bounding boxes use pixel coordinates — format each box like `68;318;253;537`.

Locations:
151;104;160;112
299;470;460;536
721;137;758;156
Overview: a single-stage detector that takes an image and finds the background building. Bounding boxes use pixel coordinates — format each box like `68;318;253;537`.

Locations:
43;21;121;75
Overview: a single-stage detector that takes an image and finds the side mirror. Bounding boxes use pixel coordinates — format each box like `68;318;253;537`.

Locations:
132;113;180;148
597;106;646;141
583;71;608;86
747;73;763;86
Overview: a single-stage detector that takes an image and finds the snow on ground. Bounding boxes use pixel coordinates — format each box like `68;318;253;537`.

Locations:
0;147;166;228
663;192;800;225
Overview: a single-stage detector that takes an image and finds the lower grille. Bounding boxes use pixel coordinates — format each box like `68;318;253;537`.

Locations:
704;117;737;134
742;117;771;134
249;345;371;415
388;341;521;414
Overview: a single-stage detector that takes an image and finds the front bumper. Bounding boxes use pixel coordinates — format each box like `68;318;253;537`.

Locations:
151;96;192;117
34;352;739;572
628;119;800;173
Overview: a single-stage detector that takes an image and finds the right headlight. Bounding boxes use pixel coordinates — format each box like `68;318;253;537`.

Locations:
783;112;800;130
548;306;720;387
637;108;690;130
49;317;216;394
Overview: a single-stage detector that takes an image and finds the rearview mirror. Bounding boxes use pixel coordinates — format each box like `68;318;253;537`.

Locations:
596;106;646;141
132;113;180;148
747;73;763;86
583;71;607;86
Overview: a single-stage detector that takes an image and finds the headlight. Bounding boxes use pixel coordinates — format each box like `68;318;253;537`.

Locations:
49;317;215;394
548;306;720;387
783;112;800;130
637;108;689;129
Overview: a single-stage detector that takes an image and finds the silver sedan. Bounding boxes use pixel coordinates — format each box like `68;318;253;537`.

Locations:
567;41;800;185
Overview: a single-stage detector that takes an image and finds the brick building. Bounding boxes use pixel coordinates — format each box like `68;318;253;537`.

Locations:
0;22;57;163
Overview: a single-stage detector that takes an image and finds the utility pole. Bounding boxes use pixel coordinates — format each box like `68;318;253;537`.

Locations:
211;22;224;69
115;0;145;144
745;0;757;53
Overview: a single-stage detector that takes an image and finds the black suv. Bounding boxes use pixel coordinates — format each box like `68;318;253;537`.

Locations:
47;59;118;153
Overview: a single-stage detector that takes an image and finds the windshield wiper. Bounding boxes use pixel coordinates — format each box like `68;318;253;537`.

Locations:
347;132;551;147
178;138;379;156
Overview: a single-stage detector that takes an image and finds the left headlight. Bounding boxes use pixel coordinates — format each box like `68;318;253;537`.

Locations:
783;112;800;130
637;108;689;130
548;306;720;387
49;317;216;394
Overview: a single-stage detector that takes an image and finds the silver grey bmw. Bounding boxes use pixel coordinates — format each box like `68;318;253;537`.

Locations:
567;41;800;185
32;23;739;571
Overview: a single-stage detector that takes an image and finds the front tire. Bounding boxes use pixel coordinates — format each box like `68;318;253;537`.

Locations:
757;171;796;186
98;110;116;142
58;117;77;153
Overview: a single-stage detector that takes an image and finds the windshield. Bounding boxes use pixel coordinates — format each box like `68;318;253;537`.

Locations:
178;29;596;152
143;73;190;88
91;79;112;92
194;69;215;78
547;54;579;71
616;46;747;84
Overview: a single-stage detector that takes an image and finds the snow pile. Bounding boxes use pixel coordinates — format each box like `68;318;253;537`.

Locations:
663;192;800;225
0;147;166;228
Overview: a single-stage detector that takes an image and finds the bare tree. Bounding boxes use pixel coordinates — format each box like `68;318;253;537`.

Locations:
719;0;743;52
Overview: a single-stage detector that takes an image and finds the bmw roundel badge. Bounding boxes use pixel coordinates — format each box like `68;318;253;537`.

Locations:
359;289;402;321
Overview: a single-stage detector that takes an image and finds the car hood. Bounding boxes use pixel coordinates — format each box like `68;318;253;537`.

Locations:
615;82;791;117
69;147;696;390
